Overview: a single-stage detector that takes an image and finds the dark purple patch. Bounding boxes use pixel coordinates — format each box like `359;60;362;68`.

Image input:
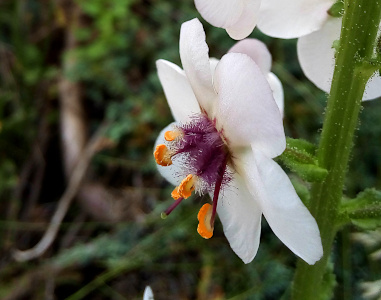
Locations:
172;114;231;192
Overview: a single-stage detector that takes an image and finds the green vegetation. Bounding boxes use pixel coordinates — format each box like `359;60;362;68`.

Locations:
0;0;380;299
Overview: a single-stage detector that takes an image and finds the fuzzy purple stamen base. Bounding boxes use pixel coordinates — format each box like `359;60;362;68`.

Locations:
172;114;231;193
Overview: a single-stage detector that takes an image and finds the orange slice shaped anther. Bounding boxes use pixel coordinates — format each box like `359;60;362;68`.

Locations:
171;187;181;200
154;144;172;166
197;203;214;239
178;174;195;199
164;130;181;142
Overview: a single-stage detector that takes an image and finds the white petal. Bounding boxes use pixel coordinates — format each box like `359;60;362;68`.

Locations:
194;0;259;40
154;124;184;187
297;17;341;95
228;40;284;115
363;71;381;101
267;72;284;117
180;19;217;115
365;23;381;100
214;53;286;158
156;60;201;123
237;149;323;265
228;39;272;74
195;0;245;28
298;17;381;101
257;0;334;38
143;286;154;300
217;170;262;264
225;0;261;40
209;57;219;77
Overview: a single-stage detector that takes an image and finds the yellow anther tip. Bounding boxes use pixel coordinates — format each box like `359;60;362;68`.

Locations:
178;174;195;199
197;203;214;239
164;130;177;141
154;144;172;166
171;187;181;200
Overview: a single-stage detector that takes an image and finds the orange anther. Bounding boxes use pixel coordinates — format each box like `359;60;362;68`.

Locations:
164;130;179;141
154;144;172;166
178;174;196;199
171;187;181;200
197;203;214;239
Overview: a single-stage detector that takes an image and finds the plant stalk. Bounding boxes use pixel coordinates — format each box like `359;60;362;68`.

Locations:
291;0;381;299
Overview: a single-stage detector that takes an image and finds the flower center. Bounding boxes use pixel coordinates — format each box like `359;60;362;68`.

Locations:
154;114;231;239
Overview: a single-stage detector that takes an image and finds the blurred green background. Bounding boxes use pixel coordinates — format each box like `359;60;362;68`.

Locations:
0;0;380;299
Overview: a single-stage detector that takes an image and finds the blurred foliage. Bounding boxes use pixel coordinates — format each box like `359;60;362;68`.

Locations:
0;0;380;299
340;189;381;230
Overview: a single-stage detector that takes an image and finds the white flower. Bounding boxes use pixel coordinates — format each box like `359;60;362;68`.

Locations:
154;18;322;264
143;286;154;300
194;0;261;40
228;38;284;116
257;0;381;100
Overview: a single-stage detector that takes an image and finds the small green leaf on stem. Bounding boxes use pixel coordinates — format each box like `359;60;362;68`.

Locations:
286;137;317;156
278;138;328;182
339;189;381;230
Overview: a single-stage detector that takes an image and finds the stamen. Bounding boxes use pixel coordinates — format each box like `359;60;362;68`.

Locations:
210;156;228;229
155;114;232;238
178;174;196;199
162;196;184;218
197;203;214;239
171;187;181;200
164;130;181;141
154;144;172;166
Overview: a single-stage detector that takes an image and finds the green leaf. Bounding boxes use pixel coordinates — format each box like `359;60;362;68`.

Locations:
278;138;328;182
285;137;317;156
339;189;381;229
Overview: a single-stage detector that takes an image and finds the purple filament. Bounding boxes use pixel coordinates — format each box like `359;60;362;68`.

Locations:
210;155;228;228
164;197;184;216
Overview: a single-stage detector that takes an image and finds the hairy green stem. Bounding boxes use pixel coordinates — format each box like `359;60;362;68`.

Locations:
291;1;381;299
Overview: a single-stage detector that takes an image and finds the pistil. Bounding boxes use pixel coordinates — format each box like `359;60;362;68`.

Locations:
210;155;228;229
